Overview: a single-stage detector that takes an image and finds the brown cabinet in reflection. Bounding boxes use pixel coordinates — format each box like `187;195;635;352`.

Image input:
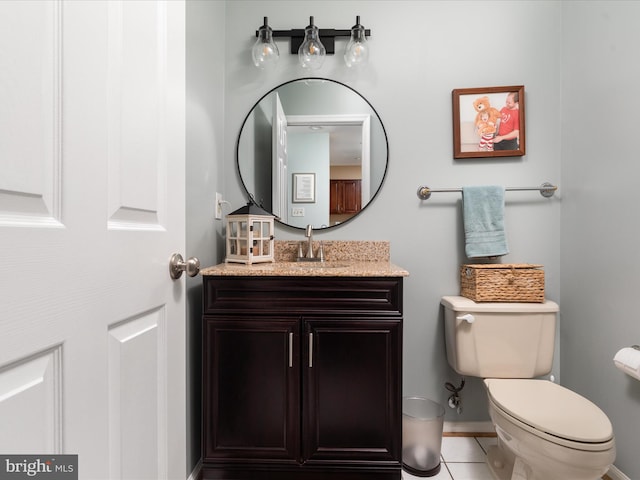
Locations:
330;179;361;214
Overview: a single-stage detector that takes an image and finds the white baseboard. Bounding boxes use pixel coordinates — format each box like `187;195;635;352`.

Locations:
606;465;630;480
187;460;202;480
444;420;494;434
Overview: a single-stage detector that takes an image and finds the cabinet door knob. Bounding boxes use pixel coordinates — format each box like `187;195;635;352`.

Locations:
169;253;200;279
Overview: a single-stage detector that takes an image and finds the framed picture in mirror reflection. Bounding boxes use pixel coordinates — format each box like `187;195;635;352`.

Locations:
452;85;525;159
292;173;316;203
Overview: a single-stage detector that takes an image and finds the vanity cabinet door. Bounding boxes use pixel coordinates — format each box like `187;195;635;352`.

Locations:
203;317;300;463
330;179;362;214
302;317;402;464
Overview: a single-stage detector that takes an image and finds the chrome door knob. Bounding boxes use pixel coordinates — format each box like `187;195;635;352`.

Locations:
169;253;200;279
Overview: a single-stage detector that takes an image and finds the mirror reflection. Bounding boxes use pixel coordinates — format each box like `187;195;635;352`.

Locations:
237;78;388;229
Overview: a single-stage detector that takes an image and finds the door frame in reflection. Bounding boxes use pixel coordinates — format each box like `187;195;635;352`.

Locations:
285;114;371;217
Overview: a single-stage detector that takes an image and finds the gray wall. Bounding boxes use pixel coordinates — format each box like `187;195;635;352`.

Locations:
288;132;331;227
561;2;640;478
186;0;226;475
223;0;562;421
183;0;640;477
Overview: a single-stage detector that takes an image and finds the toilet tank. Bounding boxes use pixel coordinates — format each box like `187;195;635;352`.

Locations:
441;296;559;378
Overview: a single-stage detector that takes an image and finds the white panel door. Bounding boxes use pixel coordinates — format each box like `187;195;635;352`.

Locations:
272;93;288;223
0;1;186;479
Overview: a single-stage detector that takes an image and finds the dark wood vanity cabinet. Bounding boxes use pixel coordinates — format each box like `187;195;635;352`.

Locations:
201;276;403;480
204;317;300;463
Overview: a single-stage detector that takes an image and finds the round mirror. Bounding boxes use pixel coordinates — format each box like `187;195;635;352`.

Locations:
237;78;388;230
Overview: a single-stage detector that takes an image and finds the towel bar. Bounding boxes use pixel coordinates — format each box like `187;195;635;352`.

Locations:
416;182;557;200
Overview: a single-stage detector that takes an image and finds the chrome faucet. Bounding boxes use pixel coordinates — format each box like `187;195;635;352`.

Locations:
305;224;315;259
297;224;324;262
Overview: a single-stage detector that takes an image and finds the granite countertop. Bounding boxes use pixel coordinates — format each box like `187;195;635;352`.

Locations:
200;261;409;277
200;240;409;277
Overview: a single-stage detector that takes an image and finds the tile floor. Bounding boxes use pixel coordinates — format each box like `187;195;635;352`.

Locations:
403;436;497;480
402;436;613;480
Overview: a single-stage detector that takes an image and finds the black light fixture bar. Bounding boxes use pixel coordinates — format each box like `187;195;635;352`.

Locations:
255;27;371;55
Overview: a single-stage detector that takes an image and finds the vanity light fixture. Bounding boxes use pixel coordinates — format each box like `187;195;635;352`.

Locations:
251;17;279;69
298;16;326;70
253;16;371;69
344;16;369;68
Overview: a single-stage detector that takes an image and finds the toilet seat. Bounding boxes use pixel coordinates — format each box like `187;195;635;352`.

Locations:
485;379;613;449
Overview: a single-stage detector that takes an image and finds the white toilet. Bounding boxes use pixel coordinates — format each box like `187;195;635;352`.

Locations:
441;296;615;480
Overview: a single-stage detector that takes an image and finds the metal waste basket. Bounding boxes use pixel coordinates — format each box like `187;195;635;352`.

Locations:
402;396;445;477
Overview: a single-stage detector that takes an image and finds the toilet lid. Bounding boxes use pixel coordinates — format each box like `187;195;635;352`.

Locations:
485;379;613;443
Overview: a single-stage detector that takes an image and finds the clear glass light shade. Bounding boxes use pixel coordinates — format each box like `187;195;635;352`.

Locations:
298;17;326;70
252;18;279;69
344;20;369;68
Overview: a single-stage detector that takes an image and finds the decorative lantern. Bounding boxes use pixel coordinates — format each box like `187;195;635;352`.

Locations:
225;202;275;265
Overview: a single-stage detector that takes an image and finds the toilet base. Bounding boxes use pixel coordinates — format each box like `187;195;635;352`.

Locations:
486;435;613;480
487;445;541;480
486;445;514;480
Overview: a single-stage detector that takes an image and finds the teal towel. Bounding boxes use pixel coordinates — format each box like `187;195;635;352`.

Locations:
462;186;509;258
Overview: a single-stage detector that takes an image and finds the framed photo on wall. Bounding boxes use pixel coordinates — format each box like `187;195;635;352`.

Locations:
452;85;525;159
292;173;316;203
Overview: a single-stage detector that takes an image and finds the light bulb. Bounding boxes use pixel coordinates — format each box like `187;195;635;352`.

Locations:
252;17;279;69
344;16;369;68
298;16;326;70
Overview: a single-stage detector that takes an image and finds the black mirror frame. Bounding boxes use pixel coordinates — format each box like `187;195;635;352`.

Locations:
236;77;389;231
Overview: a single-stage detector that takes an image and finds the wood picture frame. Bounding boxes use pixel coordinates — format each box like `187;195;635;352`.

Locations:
292;173;316;203
452;85;525;159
